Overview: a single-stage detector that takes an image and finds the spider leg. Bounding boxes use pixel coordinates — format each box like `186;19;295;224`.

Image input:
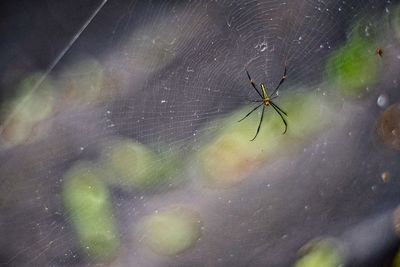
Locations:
250;105;265;141
270;103;288;134
270;101;288;116
246;99;263;103
246;69;263;98
270;65;287;98
238;104;263;122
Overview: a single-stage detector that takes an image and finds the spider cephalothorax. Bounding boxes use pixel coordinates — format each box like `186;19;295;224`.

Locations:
239;66;288;141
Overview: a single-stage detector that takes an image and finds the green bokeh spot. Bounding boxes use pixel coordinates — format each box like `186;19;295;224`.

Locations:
294;241;343;267
140;207;202;256
102;139;181;190
63;163;120;261
326;35;378;97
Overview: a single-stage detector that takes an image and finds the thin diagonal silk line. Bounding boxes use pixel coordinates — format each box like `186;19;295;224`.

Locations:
0;0;108;135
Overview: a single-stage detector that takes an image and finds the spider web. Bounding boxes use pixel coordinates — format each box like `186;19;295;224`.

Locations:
0;0;398;266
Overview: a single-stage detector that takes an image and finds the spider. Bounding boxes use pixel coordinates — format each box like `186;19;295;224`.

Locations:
239;66;288;141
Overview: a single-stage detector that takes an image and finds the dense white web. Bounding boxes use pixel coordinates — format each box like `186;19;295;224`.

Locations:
105;0;381;146
1;0;399;266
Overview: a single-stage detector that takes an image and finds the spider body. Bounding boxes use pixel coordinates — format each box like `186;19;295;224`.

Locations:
260;84;271;105
239;67;288;141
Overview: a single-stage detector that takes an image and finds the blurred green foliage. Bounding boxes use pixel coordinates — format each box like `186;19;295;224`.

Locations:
139;206;202;256
0;73;55;147
198;92;336;187
294;240;343;267
63;163;120;261
325;21;379;97
101;139;181;190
